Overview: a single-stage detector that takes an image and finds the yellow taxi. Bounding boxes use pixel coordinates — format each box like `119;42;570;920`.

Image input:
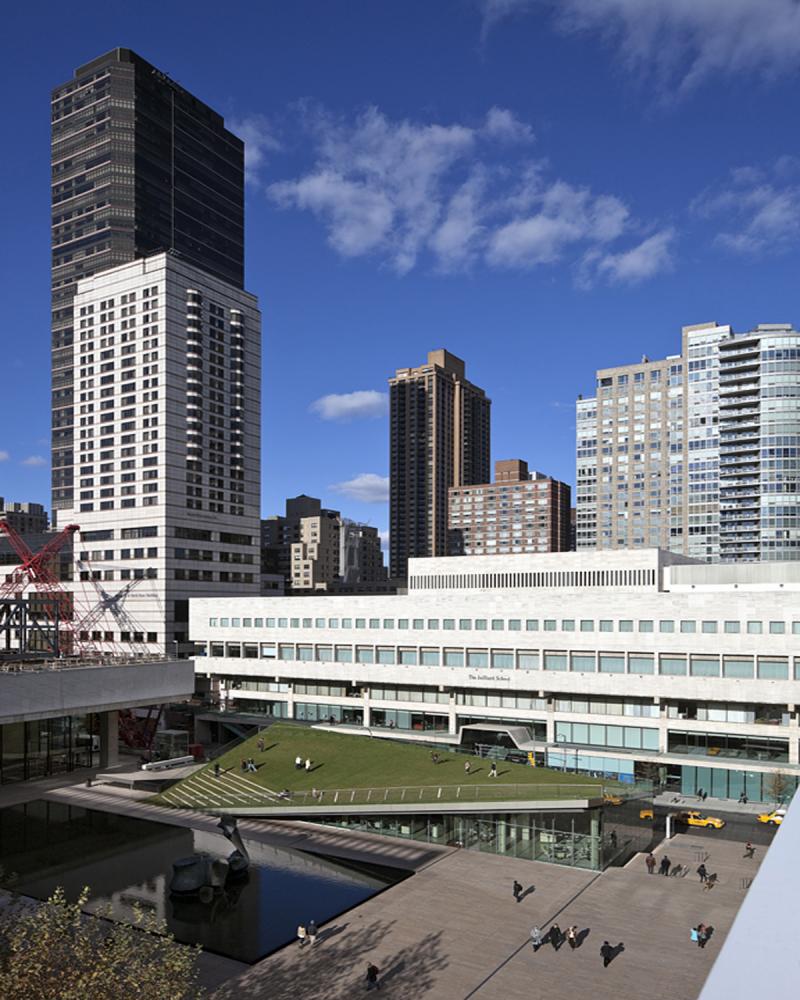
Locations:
676;810;725;830
639;806;654;821
757;808;786;826
603;793;624;806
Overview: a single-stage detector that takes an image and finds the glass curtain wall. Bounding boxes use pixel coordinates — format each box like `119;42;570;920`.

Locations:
0;714;98;783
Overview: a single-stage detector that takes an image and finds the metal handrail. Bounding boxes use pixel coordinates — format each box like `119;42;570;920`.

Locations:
254;781;649;808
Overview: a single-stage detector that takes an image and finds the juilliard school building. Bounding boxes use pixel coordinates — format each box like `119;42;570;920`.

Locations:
191;550;800;803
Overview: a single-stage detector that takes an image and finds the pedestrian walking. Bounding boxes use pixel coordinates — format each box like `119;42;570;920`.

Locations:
297;923;307;948
305;758;312;772
566;926;578;950
530;926;543;951
295;755;303;770
489;761;498;779
549;923;562;950
307;920;317;945
744;841;755;859
645;852;656;874
430;751;440;765
512;880;523;901
659;855;671;876
697;923;708;949
365;963;381;991
257;736;265;753
697;863;708;883
464;760;471;775
738;791;748;804
240;757;247;772
703;873;717;891
600;940;613;968
214;762;221;779
702;790;708;802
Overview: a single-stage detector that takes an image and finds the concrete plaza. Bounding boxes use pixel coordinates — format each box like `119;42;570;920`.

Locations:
210;831;760;1000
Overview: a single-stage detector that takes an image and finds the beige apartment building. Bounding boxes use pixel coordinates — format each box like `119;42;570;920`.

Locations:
262;496;387;593
448;459;572;555
389;349;491;578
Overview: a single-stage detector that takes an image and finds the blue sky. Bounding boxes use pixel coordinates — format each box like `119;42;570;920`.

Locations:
3;0;800;547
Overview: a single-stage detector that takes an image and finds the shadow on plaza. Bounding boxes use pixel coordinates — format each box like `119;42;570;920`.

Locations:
210;916;449;1000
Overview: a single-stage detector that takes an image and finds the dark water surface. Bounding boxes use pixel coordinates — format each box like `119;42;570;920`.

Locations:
0;799;406;963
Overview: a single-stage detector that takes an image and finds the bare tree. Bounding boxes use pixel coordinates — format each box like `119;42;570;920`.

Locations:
763;770;792;804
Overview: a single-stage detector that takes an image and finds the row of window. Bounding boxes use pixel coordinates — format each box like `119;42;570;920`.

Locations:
206;614;800;636
205;642;800;680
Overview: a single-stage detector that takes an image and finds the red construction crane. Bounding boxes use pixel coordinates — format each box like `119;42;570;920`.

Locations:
0;521;81;653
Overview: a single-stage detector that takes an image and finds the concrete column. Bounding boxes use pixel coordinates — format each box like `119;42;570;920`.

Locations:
285;681;295;719
448;692;457;735
790;738;799;766
98;710;119;769
362;702;371;727
658;719;669;754
590;811;601;870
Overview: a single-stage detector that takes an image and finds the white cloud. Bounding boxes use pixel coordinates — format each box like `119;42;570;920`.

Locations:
482;107;535;143
692;161;800;255
430;171;487;271
310;390;388;421
378;529;390;551
21;455;46;467
269;106;476;274
586;228;676;285
229;115;281;185
0;451;8;462
479;0;800;95
329;473;390;504
487;181;629;269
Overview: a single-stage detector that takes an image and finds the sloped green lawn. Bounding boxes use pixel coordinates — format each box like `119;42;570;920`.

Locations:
154;723;610;809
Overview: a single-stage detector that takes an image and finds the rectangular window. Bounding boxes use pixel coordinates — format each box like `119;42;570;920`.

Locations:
769;621;786;635
544;652;567;671
491;651;514;669
701;621;718;634
420;649;440;666
491;619;504;631
278;644;294;661
690;656;720;677
747;621;762;634
579;620;594;632
317;645;333;662
562;619;575;631
459;619;472;630
660;655;687;676
571;653;595;673
599;654;624;673
544;619;556;631
526;619;539;631
398;619;408;629
638;620;653;633
383;619;394;629
619;620;633;632
724;621;740;634
427;619;439;629
335;645;353;663
659;620;674;633
297;645;313;662
518;652;539;670
444;649;464;667
377;647;395;665
399;649;418;665
680;620;696;634
443;619;455;630
758;657;789;680
599;620;613;632
467;650;489;668
356;646;374;664
629;654;654;675
723;657;754;679
475;619;487;630
508;619;521;631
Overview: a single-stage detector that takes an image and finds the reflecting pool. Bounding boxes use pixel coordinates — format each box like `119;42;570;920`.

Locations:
0;800;405;963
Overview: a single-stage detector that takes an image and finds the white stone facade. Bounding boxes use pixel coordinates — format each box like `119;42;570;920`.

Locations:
190;550;800;799
56;253;261;650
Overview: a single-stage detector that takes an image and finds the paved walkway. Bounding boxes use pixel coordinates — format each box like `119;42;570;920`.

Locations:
209;834;760;1000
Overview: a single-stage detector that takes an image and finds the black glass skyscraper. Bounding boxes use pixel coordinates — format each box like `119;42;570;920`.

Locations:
51;48;245;510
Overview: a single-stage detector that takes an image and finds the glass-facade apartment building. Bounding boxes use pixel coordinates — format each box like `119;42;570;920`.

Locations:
577;321;800;562
191;549;800;803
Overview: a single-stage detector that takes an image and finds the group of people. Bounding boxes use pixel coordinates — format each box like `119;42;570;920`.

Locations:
690;923;712;948
240;756;257;773
295;754;314;772
529;923;581;952
645;853;687;877
296;920;318;948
